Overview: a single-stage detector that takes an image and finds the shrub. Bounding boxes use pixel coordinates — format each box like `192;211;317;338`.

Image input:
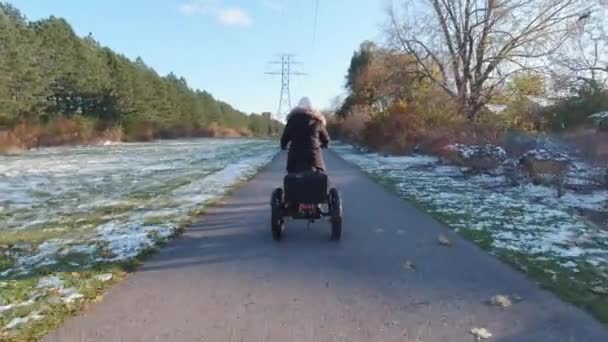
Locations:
440;144;507;173
361;102;422;154
543;91;608;131
327;110;370;144
331;97;507;157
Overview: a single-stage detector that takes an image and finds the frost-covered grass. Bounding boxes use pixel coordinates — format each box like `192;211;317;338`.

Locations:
333;144;608;324
0;138;276;340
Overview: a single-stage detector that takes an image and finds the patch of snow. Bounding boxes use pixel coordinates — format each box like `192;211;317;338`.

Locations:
470;174;507;187
434;165;462;177
96;221;175;261
5;311;44;330
59;287;84;303
486;104;508;114
519;184;608;211
101;140;120;146
522;149;570;162
559;191;608;211
527;95;554;107
37;275;63;289
590;111;608;120
446;144;507;161
95;273;113;282
0;295;39;314
333;143;608;268
379;154;438;167
59;244;98;256
7;239;71;275
588;258;604;266
0;139;277;275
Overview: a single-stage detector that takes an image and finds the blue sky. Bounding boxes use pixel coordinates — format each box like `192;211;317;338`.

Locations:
10;0;388;116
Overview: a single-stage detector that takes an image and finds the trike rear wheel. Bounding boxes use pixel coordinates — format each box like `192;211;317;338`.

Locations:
328;188;342;240
271;188;284;241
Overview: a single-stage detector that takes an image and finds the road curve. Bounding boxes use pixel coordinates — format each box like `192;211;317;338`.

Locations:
45;150;608;342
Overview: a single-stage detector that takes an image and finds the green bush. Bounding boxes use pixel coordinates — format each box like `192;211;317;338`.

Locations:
543;91;608;131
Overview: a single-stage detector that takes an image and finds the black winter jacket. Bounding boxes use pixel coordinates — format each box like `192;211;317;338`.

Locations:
280;108;330;173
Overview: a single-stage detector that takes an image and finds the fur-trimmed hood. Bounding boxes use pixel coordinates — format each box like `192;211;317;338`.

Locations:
286;97;326;126
286;108;326;126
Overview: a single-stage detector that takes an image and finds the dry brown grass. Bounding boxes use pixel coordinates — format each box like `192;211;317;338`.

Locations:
0;117;256;154
0;130;24;154
123;123;155;142
199;123;253;138
0;118;124;153
98;126;124;143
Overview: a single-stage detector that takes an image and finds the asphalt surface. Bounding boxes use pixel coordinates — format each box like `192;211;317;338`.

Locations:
45;150;608;342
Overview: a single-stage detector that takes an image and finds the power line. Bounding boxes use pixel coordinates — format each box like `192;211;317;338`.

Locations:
312;0;320;48
265;54;307;122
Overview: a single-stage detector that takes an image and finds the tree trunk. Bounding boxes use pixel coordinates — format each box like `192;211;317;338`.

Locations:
458;94;479;121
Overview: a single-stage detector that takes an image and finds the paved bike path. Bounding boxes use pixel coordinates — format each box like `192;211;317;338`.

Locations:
46;151;608;342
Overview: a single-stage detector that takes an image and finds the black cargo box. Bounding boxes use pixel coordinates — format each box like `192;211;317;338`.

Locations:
284;172;328;204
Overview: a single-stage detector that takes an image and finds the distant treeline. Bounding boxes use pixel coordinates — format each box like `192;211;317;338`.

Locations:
0;2;280;151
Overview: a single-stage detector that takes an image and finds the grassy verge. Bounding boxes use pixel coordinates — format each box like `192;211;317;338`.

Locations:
355;164;608;326
0;159;272;341
1;266;127;342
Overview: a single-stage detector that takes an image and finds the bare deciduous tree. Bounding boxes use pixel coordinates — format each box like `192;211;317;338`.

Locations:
387;0;601;120
552;9;608;94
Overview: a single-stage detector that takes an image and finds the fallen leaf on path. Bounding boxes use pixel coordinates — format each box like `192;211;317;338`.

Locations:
403;260;415;270
384;321;398;327
470;327;492;340
489;295;512;308
438;234;452;246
